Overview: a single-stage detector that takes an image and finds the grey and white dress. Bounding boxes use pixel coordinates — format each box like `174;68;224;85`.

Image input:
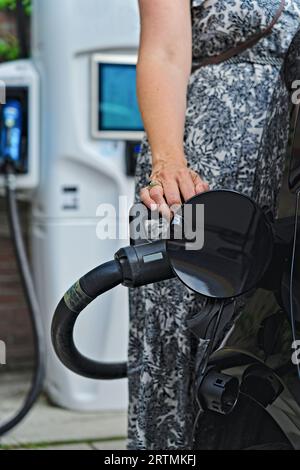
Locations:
128;0;300;450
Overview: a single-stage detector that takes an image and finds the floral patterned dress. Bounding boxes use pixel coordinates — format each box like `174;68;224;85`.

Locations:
128;0;300;450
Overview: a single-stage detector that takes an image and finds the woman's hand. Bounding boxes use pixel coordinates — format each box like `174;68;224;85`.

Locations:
140;159;209;217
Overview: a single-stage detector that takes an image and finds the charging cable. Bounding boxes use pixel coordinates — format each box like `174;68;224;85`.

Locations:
0;163;45;436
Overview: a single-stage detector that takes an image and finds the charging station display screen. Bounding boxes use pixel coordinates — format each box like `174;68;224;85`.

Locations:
0;87;28;173
1;100;22;162
98;64;144;132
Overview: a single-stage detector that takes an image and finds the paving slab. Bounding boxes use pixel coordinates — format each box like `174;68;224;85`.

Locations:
91;440;127;450
0;372;127;447
14;443;93;451
36;443;93;450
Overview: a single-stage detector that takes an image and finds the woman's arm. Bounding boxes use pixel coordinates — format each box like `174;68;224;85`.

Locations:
137;0;209;216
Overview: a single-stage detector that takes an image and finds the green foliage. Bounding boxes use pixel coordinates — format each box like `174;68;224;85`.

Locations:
0;0;32;15
0;0;31;61
0;36;19;60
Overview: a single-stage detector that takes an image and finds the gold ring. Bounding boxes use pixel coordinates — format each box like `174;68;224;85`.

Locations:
147;180;162;189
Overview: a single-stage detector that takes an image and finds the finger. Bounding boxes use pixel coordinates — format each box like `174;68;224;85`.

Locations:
178;172;196;202
162;179;182;208
140;188;158;210
195;181;209;194
149;185;165;205
150;186;171;219
192;174;210;194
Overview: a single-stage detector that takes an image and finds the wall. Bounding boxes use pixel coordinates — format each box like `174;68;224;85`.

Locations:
0;198;34;370
0;10;16;37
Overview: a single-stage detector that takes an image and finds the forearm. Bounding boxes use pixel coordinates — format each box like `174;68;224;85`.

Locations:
136;0;208;213
137;55;190;168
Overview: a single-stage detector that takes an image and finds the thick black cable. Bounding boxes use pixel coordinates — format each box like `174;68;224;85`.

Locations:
51;260;127;380
0;169;45;436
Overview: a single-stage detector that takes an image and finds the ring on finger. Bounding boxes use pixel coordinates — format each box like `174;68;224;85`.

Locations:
147;180;162;190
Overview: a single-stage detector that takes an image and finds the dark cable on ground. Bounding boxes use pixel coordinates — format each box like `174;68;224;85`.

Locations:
0;164;45;436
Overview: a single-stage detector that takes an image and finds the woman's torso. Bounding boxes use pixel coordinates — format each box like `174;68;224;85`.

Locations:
191;0;300;66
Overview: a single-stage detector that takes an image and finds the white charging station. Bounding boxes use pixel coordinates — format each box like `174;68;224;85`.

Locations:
31;0;143;411
0;0;143;411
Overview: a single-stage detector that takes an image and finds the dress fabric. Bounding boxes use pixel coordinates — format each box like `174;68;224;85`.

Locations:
128;0;300;450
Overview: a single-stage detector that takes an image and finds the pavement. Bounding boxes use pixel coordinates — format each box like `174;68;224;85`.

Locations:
0;372;127;450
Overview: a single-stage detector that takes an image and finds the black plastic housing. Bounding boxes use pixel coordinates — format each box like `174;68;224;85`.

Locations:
115;240;175;287
199;369;240;415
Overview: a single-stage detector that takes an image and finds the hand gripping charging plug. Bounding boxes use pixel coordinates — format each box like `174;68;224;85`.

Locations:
51;190;280;377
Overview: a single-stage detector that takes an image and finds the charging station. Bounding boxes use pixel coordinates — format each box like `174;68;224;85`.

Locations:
0;0;143;412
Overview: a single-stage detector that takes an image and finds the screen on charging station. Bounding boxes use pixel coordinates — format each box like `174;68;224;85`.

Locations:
98;63;144;132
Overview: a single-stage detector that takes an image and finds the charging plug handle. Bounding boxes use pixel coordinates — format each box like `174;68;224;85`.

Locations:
115;240;174;287
51;240;174;380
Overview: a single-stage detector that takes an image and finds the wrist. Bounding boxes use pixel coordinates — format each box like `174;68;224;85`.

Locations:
152;150;187;169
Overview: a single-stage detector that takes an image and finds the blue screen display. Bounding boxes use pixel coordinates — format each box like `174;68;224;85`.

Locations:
98;63;144;132
1;100;22;162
